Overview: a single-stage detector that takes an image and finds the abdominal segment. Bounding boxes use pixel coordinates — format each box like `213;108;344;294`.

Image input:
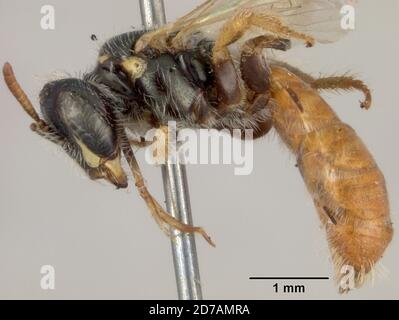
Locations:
270;66;393;289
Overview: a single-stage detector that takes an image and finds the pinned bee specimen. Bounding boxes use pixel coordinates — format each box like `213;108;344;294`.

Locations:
3;0;393;291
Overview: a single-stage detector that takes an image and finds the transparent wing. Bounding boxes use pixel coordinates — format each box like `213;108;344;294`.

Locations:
169;0;347;45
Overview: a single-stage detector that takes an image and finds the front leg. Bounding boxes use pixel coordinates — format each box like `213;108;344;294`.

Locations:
121;130;215;247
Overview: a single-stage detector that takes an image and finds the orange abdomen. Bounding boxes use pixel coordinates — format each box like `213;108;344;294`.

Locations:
270;67;393;288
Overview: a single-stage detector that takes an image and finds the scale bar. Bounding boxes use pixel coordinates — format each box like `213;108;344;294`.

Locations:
249;277;329;280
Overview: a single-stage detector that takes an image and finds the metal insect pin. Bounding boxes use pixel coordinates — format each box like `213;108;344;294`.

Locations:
3;0;392;291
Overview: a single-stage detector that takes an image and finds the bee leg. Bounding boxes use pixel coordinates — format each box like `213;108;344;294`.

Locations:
216;36;284;135
121;132;215;247
241;35;290;94
212;47;243;108
311;76;372;110
253;117;273;139
233;36;289;139
129;137;153;148
268;62;372;110
134;26;170;53
212;10;313;108
270;61;316;83
213;10;314;63
244;94;273;139
235;116;273;140
223;94;273;140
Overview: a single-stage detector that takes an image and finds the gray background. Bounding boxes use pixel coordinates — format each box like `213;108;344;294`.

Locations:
0;0;398;299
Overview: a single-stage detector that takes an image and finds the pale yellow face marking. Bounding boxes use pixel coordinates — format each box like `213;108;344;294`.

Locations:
120;56;147;81
98;54;110;64
75;138;101;168
102;155;126;182
75;137;127;187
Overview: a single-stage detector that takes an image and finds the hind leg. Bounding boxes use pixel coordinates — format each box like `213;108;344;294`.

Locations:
214;34;291;111
311;76;372;109
212;10;312;109
221;93;273;140
244;94;273;140
269;62;372;110
215;35;287;136
240;35;290;94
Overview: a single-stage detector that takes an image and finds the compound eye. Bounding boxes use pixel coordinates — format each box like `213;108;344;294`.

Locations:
39;78;128;188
